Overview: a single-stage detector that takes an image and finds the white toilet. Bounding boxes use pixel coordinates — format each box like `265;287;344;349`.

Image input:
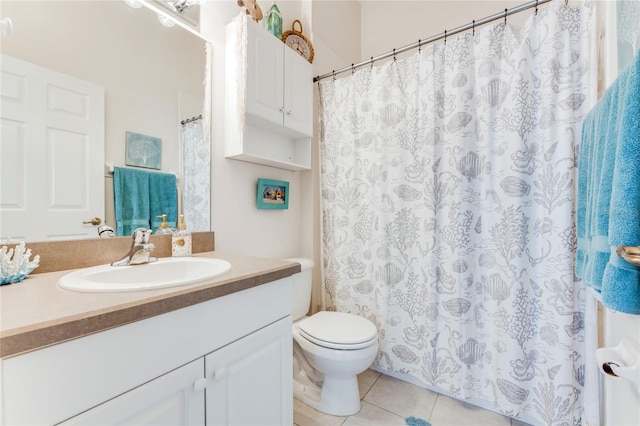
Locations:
286;258;379;416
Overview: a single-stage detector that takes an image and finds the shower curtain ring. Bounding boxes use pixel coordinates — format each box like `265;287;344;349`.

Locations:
472;20;475;37
535;0;539;15
418;39;421;53
504;8;508;25
351;63;355;75
393;48;396;61
370;56;374;69
332;70;336;82
444;30;447;45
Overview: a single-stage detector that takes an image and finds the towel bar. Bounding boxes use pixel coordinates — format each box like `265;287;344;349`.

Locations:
616;245;640;266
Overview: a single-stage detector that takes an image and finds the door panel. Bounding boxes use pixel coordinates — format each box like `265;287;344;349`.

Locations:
0;54;104;242
62;358;205;425
205;317;293;426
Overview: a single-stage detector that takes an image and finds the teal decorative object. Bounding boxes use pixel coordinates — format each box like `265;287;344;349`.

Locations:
405;417;431;426
0;242;40;285
264;3;282;39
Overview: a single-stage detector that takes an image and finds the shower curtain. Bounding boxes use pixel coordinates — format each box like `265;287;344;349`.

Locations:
182;120;210;232
319;2;594;424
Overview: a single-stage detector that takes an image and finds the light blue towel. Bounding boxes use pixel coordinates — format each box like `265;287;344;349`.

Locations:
576;50;640;315
149;172;178;231
113;167;151;236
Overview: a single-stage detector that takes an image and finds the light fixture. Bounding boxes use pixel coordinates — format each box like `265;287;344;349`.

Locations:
157;12;176;27
171;0;194;15
1;18;12;37
124;0;143;8
128;0;201;36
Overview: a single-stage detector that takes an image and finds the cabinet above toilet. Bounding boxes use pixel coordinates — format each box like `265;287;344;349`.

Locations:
225;15;313;171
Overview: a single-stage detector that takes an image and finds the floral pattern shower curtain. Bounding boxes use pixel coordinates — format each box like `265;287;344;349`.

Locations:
182;120;210;232
319;2;594;424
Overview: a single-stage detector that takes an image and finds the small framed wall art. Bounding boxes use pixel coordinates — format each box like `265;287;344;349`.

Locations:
257;178;289;210
125;131;162;170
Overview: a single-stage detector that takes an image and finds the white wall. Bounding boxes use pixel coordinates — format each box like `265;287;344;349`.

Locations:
360;0;530;63
200;1;308;259
197;1;360;306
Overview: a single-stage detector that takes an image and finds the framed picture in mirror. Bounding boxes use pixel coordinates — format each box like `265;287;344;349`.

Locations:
125;131;162;170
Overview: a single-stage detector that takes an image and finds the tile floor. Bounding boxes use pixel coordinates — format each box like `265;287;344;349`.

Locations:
293;370;532;426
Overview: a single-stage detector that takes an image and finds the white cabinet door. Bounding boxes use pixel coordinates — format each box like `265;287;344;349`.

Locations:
283;48;313;136
205;316;293;426
0;54;104;242
245;20;284;127
244;19;312;137
62;359;206;426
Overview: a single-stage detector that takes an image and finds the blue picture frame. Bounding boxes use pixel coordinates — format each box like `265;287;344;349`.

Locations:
125;131;162;170
257;178;289;210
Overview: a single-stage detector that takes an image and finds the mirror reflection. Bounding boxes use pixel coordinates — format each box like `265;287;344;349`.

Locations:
0;0;208;243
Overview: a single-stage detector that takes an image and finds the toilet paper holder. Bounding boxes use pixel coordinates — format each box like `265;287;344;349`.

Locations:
596;337;640;392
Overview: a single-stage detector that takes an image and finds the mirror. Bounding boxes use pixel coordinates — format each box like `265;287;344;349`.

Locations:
0;0;208;243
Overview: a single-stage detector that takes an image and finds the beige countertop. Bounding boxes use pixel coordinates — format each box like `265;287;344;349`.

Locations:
0;252;300;359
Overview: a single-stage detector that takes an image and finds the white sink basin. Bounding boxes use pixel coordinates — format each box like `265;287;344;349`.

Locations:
58;257;232;293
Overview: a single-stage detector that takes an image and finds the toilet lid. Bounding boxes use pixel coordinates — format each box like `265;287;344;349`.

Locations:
298;311;378;350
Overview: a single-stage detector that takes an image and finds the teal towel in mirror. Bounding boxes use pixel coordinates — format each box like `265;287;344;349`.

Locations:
114;167;151;236
149;172;178;231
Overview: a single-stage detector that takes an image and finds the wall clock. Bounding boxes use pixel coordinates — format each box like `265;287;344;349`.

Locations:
282;20;314;63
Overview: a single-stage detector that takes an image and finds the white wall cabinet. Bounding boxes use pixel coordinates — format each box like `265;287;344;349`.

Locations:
1;278;293;426
225;16;312;171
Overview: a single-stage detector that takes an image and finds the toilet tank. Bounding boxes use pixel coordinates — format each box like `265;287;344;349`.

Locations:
284;258;314;321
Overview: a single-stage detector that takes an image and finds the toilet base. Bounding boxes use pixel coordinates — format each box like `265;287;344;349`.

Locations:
293;374;361;416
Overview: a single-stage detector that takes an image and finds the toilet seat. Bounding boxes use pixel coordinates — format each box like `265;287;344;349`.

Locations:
297;311;378;350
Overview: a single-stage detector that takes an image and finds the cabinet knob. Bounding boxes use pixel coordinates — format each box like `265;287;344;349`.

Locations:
286;110;292;116
193;377;207;392
214;368;227;381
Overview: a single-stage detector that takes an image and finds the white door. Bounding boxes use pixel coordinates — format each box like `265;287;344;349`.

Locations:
61;358;206;425
283;48;313;136
0;54;104;242
205;317;293;426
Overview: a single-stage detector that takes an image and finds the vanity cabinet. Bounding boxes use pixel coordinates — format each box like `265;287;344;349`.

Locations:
1;278;293;425
225;15;312;171
205;317;292;425
62;359;206;425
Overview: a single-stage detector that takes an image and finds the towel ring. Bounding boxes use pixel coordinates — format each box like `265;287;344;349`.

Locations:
617;245;640;266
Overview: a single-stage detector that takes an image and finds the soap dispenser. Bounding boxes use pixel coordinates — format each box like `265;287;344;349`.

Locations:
155;214;173;235
172;214;192;257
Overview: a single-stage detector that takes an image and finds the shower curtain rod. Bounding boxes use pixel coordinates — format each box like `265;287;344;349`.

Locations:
313;0;554;82
180;114;202;125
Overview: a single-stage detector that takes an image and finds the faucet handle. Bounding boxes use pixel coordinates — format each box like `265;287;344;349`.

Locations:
131;228;151;244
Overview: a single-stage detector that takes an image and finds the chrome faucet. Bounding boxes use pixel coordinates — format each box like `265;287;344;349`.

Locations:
111;228;157;267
